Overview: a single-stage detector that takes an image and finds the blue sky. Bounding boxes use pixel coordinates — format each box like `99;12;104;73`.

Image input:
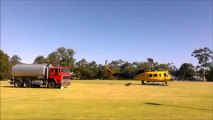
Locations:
1;0;212;68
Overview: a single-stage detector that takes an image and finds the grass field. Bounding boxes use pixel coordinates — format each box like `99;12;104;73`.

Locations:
1;80;213;120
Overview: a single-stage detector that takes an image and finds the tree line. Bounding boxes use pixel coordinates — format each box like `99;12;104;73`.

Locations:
0;47;212;81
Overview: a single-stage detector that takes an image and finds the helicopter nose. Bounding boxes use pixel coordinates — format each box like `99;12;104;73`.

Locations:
170;78;174;81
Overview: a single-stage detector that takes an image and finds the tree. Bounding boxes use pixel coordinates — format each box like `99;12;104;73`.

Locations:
167;63;178;76
88;61;99;79
132;62;150;72
205;63;213;81
47;51;60;66
0;50;11;80
47;47;75;70
96;64;109;80
155;63;169;71
179;63;195;80
191;47;213;81
10;55;21;66
108;60;123;74
139;62;151;70
33;55;47;64
74;59;91;79
120;62;134;73
73;59;112;80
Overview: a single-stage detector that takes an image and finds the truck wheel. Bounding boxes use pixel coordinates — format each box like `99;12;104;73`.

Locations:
23;80;31;88
48;81;56;88
14;80;22;87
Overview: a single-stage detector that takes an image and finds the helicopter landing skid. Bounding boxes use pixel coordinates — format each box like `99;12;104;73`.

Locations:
143;81;168;86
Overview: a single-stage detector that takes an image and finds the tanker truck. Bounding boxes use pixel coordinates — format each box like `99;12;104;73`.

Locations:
8;64;71;88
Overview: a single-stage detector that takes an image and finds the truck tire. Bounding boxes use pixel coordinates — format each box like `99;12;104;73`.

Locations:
23;80;31;88
14;80;22;87
48;81;56;88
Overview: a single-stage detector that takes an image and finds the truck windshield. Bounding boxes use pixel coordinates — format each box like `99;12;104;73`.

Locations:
61;68;70;73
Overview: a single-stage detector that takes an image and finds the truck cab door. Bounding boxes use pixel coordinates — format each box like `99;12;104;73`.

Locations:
54;68;61;81
49;68;55;78
49;68;61;83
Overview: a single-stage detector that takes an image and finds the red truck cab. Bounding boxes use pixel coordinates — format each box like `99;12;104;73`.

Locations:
48;67;71;88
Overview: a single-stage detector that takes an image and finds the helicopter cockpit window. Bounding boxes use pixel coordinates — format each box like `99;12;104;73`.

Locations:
149;74;152;77
154;74;157;77
164;73;168;77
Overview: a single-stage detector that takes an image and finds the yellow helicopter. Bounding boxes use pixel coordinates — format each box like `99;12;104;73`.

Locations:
105;58;174;85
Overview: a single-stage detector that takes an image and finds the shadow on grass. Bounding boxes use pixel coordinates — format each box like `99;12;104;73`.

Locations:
0;85;14;88
0;85;63;89
125;83;168;86
144;102;213;111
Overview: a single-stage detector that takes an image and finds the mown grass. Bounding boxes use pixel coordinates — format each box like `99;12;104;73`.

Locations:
1;80;213;120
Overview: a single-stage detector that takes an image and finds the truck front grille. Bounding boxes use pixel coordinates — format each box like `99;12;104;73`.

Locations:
62;79;71;87
63;76;70;79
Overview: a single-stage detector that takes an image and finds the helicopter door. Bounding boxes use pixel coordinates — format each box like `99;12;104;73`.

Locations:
148;74;152;80
153;74;158;81
164;73;168;80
